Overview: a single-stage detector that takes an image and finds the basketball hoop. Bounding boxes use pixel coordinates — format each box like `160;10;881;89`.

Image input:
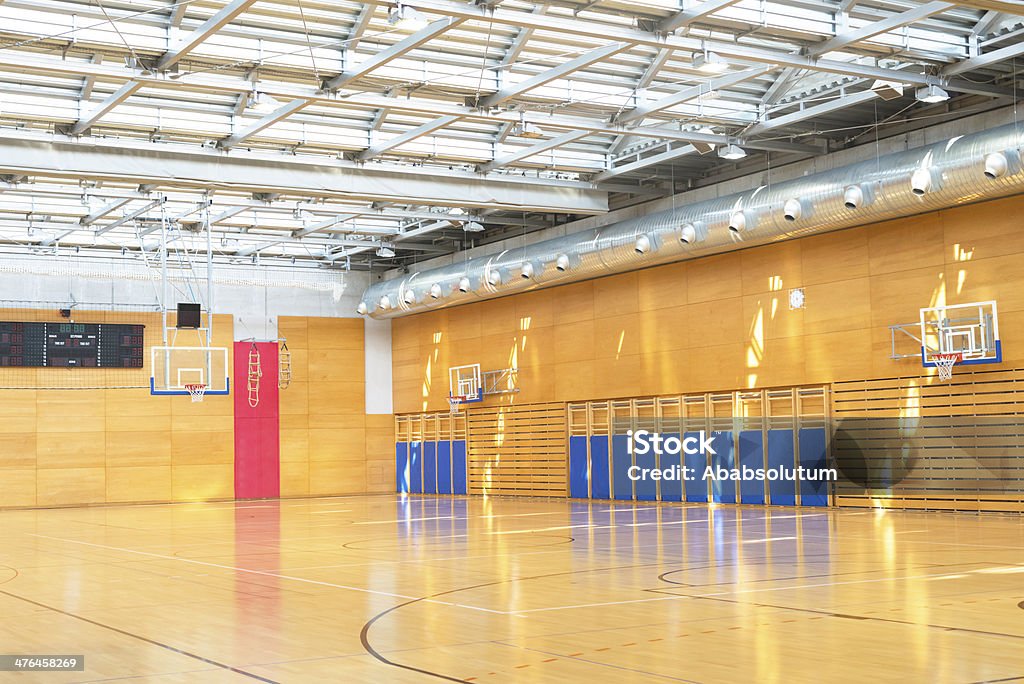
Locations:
933;352;961;381
448;395;466;415
184;383;207;402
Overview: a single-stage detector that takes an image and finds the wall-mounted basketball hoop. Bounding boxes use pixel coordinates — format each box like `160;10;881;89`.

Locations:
447;363;518;413
889;300;1001;381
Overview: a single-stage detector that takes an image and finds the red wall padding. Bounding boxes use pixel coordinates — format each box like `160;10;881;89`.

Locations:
233;341;280;499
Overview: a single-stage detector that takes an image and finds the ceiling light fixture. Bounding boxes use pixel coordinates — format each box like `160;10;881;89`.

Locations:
376;245;396;258
718;144;747;160
915;84;949;104
388;4;429;30
692;49;728;74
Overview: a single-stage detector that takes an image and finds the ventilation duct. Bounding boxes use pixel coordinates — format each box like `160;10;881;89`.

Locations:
360;123;1024;317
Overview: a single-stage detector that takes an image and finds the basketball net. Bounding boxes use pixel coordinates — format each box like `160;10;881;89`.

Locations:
933;352;961;381
448;395;465;415
185;383;207;403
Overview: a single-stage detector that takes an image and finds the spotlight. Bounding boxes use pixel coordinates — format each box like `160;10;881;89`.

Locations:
521;262;534;279
719;144;747;160
458;276;471;292
915;85;949;104
634;234;651;254
693;49;728;74
388;4;428;30
430;283;443;299
376;245;396;258
403;289;416;305
378;295;391;310
356;302;368;315
486;270;501;286
555;254;570;272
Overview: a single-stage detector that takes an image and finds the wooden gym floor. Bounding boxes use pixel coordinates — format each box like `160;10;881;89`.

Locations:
1;495;1022;683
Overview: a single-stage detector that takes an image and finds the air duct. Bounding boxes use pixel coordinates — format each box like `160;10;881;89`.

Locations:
359;123;1024;317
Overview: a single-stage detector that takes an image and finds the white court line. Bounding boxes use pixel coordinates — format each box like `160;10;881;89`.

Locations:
741;536;798;544
309;510;352;514
27;533;505;615
354;516;454;525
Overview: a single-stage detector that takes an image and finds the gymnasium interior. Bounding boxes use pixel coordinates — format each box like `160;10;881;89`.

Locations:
1;0;1024;681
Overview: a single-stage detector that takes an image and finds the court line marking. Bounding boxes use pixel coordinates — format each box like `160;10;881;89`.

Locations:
28;533;505;615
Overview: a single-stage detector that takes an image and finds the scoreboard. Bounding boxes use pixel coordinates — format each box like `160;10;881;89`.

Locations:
0;322;145;368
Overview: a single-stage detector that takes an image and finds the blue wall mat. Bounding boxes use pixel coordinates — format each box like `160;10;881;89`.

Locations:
709;431;736;504
766;430;796;506
423;441;437;494
408;441;423;494
436;441;452;495
612;434;634;500
589;435;610;499
395;442;409;494
569;435;589;498
452;440;467;495
798;427;829;507
634;441;658;501
683;431;708;503
659;433;683;502
738;430;766;505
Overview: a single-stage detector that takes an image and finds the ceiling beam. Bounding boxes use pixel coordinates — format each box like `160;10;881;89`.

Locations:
219;99;311;149
479;130;592;173
155;0;260;70
0;136;606;213
761;67;805;106
593;143;697;181
345;5;375;55
608;48;673;156
71;81;144;134
94;199;162;236
292;214;359;238
747;88;879;134
358;115;459;161
616;67;771;125
658;0;743;33
80;198;132;226
324;18;465;91
391;0;1005;97
478;42;632;108
811;1;954;57
209;206;250;225
942;39;1024;75
500;6;549;67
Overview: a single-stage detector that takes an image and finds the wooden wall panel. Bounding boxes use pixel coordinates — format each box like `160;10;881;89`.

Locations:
392;194;1024;414
466;403;567;496
832;367;1024;512
278;316;395;498
0;312;233;507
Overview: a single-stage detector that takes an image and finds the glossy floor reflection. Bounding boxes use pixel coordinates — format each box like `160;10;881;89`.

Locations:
1;496;1022;682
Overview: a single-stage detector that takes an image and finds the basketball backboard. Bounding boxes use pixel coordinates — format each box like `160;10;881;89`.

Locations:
150;346;230;396
890;300;1001;373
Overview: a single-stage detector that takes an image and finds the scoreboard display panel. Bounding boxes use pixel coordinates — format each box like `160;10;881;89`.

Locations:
0;322;144;368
